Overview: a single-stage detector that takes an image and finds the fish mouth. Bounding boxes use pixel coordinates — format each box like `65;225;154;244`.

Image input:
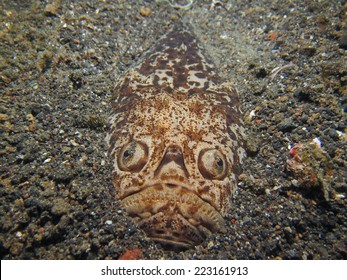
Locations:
121;183;226;250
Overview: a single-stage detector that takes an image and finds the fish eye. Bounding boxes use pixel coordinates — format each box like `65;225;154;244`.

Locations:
118;140;148;172
198;149;228;180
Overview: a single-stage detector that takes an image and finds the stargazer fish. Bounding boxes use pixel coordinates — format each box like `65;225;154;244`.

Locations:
107;24;246;250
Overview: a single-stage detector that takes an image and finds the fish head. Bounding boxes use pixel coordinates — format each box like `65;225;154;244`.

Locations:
108;89;245;250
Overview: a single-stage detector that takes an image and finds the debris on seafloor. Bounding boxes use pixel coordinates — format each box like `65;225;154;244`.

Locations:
286;138;338;201
118;248;143;260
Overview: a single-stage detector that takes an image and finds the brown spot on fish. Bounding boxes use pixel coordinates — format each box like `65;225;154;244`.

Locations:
107;23;246;250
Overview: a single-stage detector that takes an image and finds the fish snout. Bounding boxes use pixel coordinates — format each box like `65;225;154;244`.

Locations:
154;146;189;181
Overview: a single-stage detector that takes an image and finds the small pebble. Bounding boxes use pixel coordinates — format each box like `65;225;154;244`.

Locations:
139;7;152;17
44;2;60;17
105;220;113;225
338;30;347;50
118;249;143;260
0;113;9;121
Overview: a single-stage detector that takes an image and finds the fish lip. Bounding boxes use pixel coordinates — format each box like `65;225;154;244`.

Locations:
120;184;226;236
120;180;220;215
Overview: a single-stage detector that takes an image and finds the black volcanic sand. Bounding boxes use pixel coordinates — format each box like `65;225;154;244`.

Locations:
0;0;346;259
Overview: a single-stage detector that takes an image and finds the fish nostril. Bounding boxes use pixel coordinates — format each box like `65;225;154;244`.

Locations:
154;145;190;178
167;146;180;153
165;146;182;160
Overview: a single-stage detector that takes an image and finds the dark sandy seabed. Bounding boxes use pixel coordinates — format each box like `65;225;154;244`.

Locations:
0;0;346;260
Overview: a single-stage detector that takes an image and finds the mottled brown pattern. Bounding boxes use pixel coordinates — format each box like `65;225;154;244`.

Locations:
107;24;246;250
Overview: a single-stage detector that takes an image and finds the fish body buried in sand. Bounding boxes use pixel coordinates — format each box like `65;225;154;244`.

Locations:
107;24;246;250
